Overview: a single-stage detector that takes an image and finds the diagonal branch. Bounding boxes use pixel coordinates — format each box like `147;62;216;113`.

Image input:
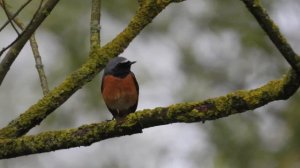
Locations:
241;0;300;73
3;0;49;95
0;0;59;86
1;0;21;35
0;0;182;139
0;0;32;32
0;69;299;159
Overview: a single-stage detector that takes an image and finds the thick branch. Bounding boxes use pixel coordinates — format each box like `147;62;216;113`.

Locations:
0;69;299;159
0;0;59;85
241;0;300;73
0;0;180;139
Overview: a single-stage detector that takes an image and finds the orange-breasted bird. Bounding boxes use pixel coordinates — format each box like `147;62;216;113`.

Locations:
101;57;139;120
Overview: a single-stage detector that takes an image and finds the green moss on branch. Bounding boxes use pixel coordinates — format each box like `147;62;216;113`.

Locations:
0;0;179;139
241;0;300;73
0;70;298;159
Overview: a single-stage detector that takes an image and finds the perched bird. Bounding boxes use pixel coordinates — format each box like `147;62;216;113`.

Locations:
101;57;139;120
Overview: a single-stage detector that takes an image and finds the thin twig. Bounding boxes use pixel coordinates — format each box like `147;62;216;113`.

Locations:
90;0;101;48
31;0;44;23
1;0;20;35
0;0;49;95
0;38;16;56
0;0;42;57
0;0;32;32
30;34;49;95
0;0;59;87
29;0;49;95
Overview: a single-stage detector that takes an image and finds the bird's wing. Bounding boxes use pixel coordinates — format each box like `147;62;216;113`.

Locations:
129;72;139;112
130;72;139;95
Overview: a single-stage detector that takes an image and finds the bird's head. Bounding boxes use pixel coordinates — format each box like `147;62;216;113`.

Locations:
104;57;136;77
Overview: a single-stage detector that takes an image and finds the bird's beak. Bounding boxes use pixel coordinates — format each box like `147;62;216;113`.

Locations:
130;61;136;65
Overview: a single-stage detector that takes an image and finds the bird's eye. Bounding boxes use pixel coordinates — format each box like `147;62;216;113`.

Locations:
121;61;129;64
118;61;130;66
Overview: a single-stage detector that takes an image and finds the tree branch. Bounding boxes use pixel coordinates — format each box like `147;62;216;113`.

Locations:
3;0;49;95
90;0;101;48
0;0;32;32
241;0;300;73
0;0;181;139
0;0;59;85
30;33;50;95
0;69;299;159
1;0;21;35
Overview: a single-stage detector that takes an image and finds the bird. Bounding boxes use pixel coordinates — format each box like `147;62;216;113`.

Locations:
101;57;139;120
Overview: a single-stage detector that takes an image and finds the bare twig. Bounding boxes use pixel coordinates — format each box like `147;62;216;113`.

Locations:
0;0;43;56
0;0;20;35
90;0;101;48
0;0;32;32
0;0;59;86
28;0;50;95
241;0;300;73
30;34;49;95
1;0;49;95
0;38;15;56
31;0;44;23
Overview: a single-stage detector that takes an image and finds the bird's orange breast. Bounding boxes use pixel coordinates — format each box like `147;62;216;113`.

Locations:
102;74;138;110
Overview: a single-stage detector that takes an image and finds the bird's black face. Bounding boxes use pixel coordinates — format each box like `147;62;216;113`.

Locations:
112;60;136;78
104;57;136;78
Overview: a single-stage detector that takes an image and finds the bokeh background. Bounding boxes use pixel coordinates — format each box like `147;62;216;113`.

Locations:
0;0;300;167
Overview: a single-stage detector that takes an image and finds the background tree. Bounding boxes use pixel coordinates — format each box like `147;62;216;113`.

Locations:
0;0;300;167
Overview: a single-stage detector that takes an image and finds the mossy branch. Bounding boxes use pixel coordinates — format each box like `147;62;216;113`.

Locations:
0;0;181;139
0;69;299;159
241;0;300;73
